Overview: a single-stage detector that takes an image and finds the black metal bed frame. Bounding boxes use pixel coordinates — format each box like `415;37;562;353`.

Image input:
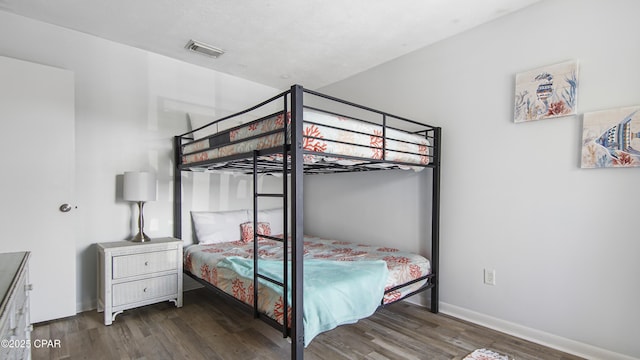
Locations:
173;84;441;359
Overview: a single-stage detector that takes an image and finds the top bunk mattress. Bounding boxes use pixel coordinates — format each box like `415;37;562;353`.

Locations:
180;108;431;170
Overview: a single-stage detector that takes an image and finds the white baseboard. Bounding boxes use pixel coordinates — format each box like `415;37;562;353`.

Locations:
440;302;636;360
77;299;95;313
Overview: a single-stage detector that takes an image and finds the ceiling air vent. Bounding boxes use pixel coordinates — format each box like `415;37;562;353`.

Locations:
185;39;224;58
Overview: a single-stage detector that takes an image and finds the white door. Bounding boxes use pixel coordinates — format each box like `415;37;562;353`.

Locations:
0;56;76;322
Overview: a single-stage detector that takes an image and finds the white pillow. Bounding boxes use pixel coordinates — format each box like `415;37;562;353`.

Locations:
256;208;285;236
191;209;250;244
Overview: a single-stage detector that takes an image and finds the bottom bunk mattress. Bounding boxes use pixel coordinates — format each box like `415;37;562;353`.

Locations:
184;235;431;345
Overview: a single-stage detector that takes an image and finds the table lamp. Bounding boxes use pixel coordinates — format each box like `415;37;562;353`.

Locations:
123;171;157;242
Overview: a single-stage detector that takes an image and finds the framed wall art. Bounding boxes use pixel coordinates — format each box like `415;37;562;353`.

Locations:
513;60;578;123
581;106;640;168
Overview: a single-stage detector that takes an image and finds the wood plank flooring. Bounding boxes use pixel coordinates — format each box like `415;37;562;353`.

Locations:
32;288;583;360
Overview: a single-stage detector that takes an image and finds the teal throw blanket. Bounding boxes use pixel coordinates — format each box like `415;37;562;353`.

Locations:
217;257;389;346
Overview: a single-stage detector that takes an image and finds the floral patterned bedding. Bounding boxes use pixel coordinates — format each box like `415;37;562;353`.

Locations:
184;235;431;334
181;109;430;168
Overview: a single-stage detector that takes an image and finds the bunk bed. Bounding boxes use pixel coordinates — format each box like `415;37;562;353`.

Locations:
172;84;441;359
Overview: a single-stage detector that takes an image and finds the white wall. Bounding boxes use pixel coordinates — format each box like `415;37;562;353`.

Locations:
3;1;639;358
0;11;280;311
314;0;640;359
305;169;434;305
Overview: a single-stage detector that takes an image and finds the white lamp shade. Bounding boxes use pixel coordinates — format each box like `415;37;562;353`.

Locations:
123;172;157;202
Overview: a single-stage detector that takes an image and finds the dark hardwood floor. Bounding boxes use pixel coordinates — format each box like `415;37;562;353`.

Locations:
32;288;583;360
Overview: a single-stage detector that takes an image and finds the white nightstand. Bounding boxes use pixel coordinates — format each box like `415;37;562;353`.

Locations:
97;237;183;325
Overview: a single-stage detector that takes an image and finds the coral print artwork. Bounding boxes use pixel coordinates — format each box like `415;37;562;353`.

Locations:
513;60;578;123
581;106;640;168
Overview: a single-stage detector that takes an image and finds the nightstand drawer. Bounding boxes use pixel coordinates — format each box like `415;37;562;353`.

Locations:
112;274;178;307
0;314;10;344
0;252;31;360
13;272;28;317
112;250;178;279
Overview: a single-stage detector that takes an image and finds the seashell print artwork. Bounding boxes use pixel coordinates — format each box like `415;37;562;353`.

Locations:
514;60;578;123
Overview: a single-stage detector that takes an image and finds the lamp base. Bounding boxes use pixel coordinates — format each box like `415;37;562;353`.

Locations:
130;201;151;242
131;232;151;242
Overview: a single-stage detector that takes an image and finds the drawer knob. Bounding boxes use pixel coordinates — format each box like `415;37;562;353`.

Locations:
144;261;149;266
143;288;147;293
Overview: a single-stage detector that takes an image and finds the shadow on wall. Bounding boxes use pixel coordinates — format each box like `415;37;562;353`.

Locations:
178;171;284;245
304;169;433;253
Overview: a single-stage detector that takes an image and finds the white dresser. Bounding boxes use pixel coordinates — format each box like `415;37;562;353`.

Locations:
97;238;183;325
0;252;32;360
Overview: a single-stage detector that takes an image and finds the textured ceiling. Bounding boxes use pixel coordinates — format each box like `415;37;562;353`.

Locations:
0;0;540;90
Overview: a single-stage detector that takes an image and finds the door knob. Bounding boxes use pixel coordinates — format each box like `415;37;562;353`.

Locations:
59;203;73;212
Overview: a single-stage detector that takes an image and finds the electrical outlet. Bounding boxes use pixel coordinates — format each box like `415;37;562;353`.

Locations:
484;269;496;285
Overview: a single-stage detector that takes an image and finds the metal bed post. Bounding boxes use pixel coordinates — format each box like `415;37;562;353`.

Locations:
290;84;305;358
252;151;260;319
281;94;290;339
430;127;441;313
173;136;182;239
